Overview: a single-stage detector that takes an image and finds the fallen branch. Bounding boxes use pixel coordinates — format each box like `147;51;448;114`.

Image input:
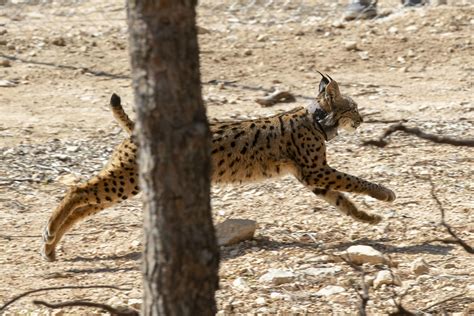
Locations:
33;299;138;316
255;90;296;107
0;285;131;312
421;291;466;312
426;178;474;254
362;123;474;147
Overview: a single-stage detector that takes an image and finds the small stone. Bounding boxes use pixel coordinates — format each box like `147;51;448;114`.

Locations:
51;37;66;46
130;239;141;248
373;270;402;289
411;258;429;275
301;266;341;277
197;26;210;34
128;298;142;309
358;51;369;60
444;262;456;269
255;297;266;305
56;174;80;186
215;219;257;246
332;21;345;29
244;49;253;56
388;26;398;34
0;59;11;67
344;41;358;51
256;34;269;42
270;292;287;300
315;285;346;296
259;269;295;285
0;79;17;87
232;277;250;292
346;245;389;265
65;145;80;152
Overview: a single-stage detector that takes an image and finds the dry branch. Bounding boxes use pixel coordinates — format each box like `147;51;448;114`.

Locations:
362;123;474;147
255;90;296;107
426;178;474;254
33;299;139;316
0;285;131;312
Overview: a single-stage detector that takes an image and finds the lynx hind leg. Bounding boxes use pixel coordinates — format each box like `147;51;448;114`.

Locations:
42;203;111;261
110;93;135;135
41;139;140;261
312;188;382;224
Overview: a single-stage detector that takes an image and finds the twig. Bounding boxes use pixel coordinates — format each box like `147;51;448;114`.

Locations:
0;285;131;312
426;178;474;254
33;299;138;316
255;90;296;107
421;292;466;312
362;123;474;147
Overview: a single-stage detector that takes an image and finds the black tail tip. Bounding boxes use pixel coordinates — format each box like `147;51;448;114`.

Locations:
110;93;121;107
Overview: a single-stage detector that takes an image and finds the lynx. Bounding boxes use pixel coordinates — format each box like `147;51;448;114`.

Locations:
41;73;395;261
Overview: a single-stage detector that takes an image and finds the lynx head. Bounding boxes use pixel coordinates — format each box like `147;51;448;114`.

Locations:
308;72;363;134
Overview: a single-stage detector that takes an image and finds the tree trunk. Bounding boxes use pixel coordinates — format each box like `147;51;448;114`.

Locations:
126;1;219;315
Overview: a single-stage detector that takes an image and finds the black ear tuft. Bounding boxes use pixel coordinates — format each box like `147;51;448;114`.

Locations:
317;71;331;94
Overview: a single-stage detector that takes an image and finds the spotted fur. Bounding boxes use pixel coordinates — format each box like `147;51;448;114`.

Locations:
41;74;395;261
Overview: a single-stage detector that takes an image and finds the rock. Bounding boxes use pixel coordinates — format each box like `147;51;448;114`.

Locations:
197;26;210;34
270;292;289;300
256;34;269;42
301;266;341;277
0;79;18;87
51;37;66;46
373;270;402;288
411;258;429;275
358;51;369;60
255;297;266;305
344;41;358;51
259;269;295;285
232;277;251;292
215;218;257;246
315;285;346;296
346;245;389;265
388;26;398;34
244;49;253;56
127;298;142;310
56;174;80;186
0;59;11;67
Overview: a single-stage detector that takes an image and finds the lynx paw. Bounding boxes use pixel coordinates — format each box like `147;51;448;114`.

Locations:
41;243;56;262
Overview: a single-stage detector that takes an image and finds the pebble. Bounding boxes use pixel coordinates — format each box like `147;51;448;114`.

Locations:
344;41;358;51
255;297;266;305
259;269;295;285
358;51;369;60
232;277;251;292
315;285;346;296
51;37;66;46
301;266;341;277
346;245;389;265
0;59;11;67
373;270;402;289
216;218;257;246
411;258;430;275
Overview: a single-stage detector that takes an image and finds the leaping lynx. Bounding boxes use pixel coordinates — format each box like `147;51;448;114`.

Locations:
41;73;396;261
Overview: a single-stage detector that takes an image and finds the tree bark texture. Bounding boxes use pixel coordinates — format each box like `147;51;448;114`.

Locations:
127;1;219;315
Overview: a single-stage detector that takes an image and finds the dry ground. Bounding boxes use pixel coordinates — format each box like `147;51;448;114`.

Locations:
0;0;473;314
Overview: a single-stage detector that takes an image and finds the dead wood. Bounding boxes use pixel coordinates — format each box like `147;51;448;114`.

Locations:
362;123;474;147
0;285;130;312
33;299;139;316
255;90;296;107
425;177;474;254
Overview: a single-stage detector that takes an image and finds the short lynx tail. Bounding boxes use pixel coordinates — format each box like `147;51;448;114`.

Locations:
110;93;135;135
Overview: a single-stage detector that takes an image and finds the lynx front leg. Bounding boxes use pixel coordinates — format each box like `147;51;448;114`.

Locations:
312;188;381;224
302;166;396;202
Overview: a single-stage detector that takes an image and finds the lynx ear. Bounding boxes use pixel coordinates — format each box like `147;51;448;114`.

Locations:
317;71;342;102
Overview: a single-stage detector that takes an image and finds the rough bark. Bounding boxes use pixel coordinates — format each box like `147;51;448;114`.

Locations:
127;1;219;315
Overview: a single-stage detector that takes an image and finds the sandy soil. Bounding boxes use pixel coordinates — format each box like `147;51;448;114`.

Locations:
0;0;473;314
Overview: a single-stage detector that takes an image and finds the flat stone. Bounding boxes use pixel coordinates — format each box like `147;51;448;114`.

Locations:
411;258;430;275
346;245;389;265
301;266;341;277
215;218;257;246
259;269;295;285
315;285;346;296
